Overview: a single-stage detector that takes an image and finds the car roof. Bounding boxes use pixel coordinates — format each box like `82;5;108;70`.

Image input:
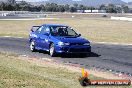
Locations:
42;24;68;27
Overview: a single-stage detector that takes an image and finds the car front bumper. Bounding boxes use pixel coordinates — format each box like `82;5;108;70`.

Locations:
55;45;91;54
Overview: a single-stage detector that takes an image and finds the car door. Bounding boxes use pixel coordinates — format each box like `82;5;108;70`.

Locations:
39;26;50;51
33;26;43;49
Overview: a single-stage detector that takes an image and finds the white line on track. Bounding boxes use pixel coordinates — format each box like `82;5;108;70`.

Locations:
0;18;60;21
94;42;132;46
2;36;24;39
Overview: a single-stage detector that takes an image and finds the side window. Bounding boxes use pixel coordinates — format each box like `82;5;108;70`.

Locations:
35;26;50;34
45;27;50;33
36;26;43;33
40;26;46;33
67;28;76;36
41;27;50;33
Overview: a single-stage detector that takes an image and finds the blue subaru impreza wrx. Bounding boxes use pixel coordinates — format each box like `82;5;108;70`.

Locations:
29;24;91;57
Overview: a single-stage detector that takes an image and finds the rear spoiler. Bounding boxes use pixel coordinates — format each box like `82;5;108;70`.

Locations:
31;26;40;32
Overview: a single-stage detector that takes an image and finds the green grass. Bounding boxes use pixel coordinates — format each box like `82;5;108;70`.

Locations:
0;52;98;88
0;52;79;88
0;52;131;88
0;18;132;43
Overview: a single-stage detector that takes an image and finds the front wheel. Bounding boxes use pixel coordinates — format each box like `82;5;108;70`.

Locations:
30;41;36;52
49;43;56;57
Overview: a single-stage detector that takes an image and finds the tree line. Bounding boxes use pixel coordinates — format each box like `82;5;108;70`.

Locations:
0;1;129;13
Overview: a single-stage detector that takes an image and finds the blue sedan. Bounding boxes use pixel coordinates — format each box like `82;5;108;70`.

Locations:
29;24;91;57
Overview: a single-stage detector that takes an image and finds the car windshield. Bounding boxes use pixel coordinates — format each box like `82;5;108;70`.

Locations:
50;26;78;37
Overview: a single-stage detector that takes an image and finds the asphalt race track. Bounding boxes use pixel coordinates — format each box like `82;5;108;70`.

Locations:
0;37;132;76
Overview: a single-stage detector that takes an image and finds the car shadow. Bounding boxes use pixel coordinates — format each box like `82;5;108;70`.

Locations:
36;50;49;54
59;52;101;58
34;50;101;58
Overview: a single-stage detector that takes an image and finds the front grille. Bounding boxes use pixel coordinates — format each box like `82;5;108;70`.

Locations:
63;47;69;52
70;43;84;45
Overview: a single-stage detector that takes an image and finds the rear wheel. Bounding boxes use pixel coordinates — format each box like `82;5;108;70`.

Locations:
30;41;36;52
49;43;56;57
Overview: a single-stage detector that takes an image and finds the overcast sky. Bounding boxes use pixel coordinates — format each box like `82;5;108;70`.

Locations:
118;0;131;2
16;0;132;3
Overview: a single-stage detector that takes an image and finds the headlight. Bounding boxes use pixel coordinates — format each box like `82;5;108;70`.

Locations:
64;43;70;46
58;42;64;46
83;43;90;46
58;42;70;46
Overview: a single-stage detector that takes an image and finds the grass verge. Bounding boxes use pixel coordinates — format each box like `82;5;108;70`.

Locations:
0;18;132;43
0;52;131;88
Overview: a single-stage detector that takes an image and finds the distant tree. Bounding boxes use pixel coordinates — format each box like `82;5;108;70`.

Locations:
0;1;129;13
116;6;122;13
73;3;78;9
30;6;41;12
58;5;65;12
79;4;86;10
40;5;45;11
64;4;70;12
8;0;16;4
14;4;20;11
106;4;117;13
89;6;95;10
17;1;32;11
44;3;52;12
99;4;106;10
85;6;91;10
69;6;77;12
0;2;5;11
18;1;29;6
122;5;129;13
6;4;14;11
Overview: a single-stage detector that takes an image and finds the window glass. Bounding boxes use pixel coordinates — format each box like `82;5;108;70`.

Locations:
66;28;77;36
50;26;78;37
45;27;50;33
36;26;43;33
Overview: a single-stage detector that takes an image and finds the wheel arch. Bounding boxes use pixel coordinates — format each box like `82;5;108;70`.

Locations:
49;41;54;48
29;38;33;42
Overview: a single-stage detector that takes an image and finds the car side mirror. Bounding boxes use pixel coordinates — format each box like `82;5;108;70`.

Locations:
78;34;81;37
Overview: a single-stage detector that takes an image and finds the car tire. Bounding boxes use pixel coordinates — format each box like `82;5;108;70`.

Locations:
49;43;56;57
30;40;36;52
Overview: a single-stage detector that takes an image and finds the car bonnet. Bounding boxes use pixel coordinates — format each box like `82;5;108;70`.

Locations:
55;36;89;43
